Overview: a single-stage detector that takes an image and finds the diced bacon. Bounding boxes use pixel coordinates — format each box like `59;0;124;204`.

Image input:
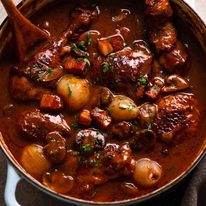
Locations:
91;107;112;129
145;0;173;17
40;94;63;111
97;40;114;56
97;34;125;56
79;109;92;127
64;56;87;75
145;77;164;99
109;35;124;51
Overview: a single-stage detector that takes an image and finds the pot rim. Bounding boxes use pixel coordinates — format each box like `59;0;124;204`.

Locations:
0;0;206;205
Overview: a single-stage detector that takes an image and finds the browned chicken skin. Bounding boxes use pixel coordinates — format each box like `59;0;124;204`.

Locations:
19;110;71;140
17;6;98;84
9;75;50;101
145;0;173;17
154;93;201;143
159;41;190;74
92;41;153;91
148;21;177;53
145;0;190;75
77;143;134;191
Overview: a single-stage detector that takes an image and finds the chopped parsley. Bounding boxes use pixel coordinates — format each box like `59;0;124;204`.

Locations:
73;151;79;156
73;47;89;57
71;123;80;131
137;76;147;86
81;144;93;154
33;63;39;68
68;86;72;97
46;67;52;74
102;61;110;73
37;75;43;81
147;123;152;130
77;41;86;50
109;53;115;60
148;108;153;117
77;58;90;66
92;159;100;167
107;108;113;115
152;85;159;90
87;32;92;45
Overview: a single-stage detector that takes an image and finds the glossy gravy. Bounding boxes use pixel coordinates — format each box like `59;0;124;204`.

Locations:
0;0;206;202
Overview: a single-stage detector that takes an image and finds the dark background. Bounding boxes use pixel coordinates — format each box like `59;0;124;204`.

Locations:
0;149;191;206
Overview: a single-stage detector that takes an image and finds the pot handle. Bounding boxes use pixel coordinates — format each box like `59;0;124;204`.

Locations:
5;163;21;206
184;0;195;10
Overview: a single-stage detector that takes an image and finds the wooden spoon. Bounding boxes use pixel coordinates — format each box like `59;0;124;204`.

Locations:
1;0;49;61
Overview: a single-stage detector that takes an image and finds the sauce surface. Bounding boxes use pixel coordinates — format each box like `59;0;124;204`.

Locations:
0;0;206;202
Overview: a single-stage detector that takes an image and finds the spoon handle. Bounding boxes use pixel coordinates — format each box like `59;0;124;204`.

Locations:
1;0;49;61
1;0;23;21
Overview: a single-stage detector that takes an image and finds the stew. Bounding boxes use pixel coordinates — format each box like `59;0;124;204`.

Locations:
0;0;206;202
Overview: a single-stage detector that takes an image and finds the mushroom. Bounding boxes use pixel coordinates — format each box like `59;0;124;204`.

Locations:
162;74;189;93
43;132;66;164
75;128;105;156
42;170;74;194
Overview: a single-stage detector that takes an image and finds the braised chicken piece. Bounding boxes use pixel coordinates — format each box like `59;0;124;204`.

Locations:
101;143;134;176
159;41;190;74
16;6;98;85
154;93;201;143
92;41;153;92
77;143;134;191
19;110;71;140
145;0;173;17
110;121;134;139
10;75;50;101
148;21;177;53
129;129;156;152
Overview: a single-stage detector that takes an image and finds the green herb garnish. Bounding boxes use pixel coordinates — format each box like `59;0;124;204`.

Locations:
77;58;90;66
137;76;147;86
148;108;153;116
77;41;86;50
33;63;39;68
37;75;43;81
87;32;92;45
102;61;110;73
152;85;159;90
73;151;79;156
81;144;93;154
71;123;80;131
46;67;52;74
107;108;113;115
147;123;152;130
68;86;72;97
